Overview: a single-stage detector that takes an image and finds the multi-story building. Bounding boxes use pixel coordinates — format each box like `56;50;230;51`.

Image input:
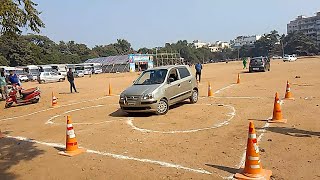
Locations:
193;40;209;49
230;35;262;48
193;40;230;52
287;12;320;45
208;41;230;52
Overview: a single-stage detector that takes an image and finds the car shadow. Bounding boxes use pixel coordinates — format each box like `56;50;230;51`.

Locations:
109;109;154;117
109;101;192;117
0;132;45;180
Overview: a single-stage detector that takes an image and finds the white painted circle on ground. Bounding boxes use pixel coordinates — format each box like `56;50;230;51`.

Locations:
126;103;236;134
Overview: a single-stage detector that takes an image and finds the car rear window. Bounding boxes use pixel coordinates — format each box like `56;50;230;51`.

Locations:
250;58;264;63
178;67;191;79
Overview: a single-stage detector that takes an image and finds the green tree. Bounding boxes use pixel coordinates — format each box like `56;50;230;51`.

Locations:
284;31;319;55
0;0;45;35
0;54;9;66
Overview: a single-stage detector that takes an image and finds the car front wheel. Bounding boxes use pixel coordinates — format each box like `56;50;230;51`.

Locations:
156;99;169;115
190;89;198;104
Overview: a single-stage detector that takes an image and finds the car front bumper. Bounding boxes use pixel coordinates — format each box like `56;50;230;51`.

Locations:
119;99;158;113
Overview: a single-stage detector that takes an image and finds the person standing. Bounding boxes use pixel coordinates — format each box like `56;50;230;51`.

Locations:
67;68;78;93
8;70;22;96
195;62;203;83
0;71;7;99
8;70;21;86
242;57;248;69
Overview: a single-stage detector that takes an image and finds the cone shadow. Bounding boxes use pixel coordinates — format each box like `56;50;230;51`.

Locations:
259;127;320;138
248;118;269;122
205;164;238;174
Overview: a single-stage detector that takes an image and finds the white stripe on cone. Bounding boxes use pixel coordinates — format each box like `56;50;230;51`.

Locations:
249;134;257;139
248;156;260;161
250;165;260;169
67;130;75;136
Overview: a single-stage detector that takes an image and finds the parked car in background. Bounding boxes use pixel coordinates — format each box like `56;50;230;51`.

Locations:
18;74;29;82
119;65;198;115
249;57;270;73
15;68;29;82
283;54;297;62
37;72;65;84
23;65;40;81
74;70;85;77
272;55;282;59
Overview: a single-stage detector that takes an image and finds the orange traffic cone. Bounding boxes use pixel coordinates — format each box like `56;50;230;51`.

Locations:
52;92;58;107
58;115;86;157
284;81;294;100
208;82;213;97
268;92;287;123
237;73;241;84
107;82;113;96
234;122;272;180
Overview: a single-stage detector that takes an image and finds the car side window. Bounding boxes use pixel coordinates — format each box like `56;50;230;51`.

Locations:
44;73;49;76
168;69;179;82
177;67;191;79
50;72;57;76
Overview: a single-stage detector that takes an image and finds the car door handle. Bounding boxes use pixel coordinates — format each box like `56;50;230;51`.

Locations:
178;84;181;87
188;80;191;83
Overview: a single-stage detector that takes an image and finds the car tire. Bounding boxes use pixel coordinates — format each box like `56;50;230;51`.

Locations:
59;78;64;82
190;89;198;104
40;80;45;84
249;69;252;73
156;98;169;115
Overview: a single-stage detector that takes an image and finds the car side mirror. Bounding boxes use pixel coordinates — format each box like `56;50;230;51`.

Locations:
168;78;174;83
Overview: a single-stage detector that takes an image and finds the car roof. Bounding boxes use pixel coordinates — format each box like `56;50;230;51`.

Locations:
149;65;189;70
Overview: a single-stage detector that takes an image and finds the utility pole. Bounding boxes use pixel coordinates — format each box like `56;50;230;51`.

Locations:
281;40;285;58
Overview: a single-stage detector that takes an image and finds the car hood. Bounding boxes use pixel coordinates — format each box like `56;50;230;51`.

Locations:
122;84;160;96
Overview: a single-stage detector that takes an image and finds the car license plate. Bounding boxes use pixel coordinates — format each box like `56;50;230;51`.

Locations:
128;102;136;106
253;68;259;70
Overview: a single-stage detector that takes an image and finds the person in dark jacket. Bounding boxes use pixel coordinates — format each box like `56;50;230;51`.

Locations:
195;62;203;83
67;68;78;93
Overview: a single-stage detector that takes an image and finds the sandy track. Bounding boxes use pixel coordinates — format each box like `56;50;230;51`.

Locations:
1;58;320;180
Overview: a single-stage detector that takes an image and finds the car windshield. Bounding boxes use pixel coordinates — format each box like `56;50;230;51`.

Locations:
250;58;263;63
134;69;168;85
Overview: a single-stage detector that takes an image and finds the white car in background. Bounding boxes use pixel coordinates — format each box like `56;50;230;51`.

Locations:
75;70;85;77
37;72;65;84
283;54;297;62
18;74;29;82
93;69;103;74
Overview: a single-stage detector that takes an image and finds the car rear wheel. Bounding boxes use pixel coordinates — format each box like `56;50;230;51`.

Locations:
40;80;45;84
59;78;64;82
190;89;198;104
156;99;169;115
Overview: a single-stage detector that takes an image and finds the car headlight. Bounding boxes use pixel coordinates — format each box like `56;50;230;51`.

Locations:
142;93;153;100
120;93;125;100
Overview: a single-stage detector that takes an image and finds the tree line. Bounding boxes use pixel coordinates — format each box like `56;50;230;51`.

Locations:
1;0;319;67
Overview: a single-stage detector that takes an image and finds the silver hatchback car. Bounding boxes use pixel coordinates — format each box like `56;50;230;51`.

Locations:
119;65;198;115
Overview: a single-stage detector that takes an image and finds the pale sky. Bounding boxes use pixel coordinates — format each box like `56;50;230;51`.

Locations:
32;0;320;49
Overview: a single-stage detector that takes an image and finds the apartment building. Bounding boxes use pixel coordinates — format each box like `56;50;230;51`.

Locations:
193;40;230;52
287;12;320;45
230;35;262;48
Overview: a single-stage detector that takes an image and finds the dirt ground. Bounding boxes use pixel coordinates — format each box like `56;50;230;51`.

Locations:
0;57;320;180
